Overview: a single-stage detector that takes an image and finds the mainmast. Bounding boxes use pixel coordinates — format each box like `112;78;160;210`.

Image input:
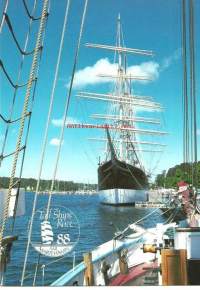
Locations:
116;14;125;161
73;15;166;170
115;14;141;164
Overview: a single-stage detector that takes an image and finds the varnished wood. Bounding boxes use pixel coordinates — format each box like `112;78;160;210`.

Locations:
161;249;188;285
83;252;94;286
118;249;129;274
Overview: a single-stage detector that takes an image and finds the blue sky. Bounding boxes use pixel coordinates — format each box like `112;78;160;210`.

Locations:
1;0;200;184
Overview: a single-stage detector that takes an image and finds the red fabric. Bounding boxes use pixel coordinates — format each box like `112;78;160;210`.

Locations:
177;181;188;187
109;261;157;286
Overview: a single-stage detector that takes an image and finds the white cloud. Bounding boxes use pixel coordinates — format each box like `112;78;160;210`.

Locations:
67;48;181;89
127;61;159;81
160;48;181;71
52;116;78;127
70;58;159;88
50;138;64;146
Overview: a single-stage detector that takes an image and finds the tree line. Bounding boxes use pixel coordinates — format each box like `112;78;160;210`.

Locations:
0;177;97;192
155;162;200;188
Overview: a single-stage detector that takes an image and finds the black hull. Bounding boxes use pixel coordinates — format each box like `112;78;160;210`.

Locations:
160;207;186;221
101;201;136;207
98;158;148;191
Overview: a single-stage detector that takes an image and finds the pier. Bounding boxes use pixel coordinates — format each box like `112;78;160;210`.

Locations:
135;202;167;208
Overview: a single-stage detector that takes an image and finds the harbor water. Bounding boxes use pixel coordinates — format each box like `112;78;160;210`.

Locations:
4;192;166;286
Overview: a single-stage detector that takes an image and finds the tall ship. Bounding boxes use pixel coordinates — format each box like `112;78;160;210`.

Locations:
77;15;167;205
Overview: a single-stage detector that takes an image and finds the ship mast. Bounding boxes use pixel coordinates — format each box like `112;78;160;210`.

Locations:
72;15;166;170
116;14;124;161
115;14;138;164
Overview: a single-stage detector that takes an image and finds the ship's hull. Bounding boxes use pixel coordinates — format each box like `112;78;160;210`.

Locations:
98;158;148;205
99;188;148;206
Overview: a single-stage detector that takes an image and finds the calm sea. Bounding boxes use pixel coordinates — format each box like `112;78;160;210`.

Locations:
4;192;166;286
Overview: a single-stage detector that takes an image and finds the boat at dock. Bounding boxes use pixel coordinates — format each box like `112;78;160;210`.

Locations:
78;15;167;206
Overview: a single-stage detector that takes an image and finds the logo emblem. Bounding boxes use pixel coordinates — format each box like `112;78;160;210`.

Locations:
31;206;80;257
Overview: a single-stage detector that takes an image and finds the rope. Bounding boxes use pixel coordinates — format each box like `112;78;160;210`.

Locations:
11;74;41;230
181;0;198;187
31;1;89;283
189;0;198;188
32;252;41;286
45;0;89;217
0;0;9;33
0;0;39;165
125;161;144;189
182;0;189;164
114;198;175;242
22;0;42;21
29;2;88;284
0;60;37;88
0;0;49;261
12;1;49;270
0;112;31;124
21;0;71;284
164;207;180;224
3;13;36;55
2;1;48;234
0;145;26;161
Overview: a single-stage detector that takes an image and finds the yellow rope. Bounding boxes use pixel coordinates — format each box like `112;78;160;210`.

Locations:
0;0;49;253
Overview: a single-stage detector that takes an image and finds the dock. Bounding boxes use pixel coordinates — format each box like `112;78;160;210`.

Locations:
135;202;167;208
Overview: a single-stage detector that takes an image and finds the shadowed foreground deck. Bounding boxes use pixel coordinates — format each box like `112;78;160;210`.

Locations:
109;261;158;286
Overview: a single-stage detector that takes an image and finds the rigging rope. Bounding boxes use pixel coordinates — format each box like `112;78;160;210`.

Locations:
0;0;49;261
0;0;9;33
10;0;50;235
30;1;89;284
21;0;71;284
45;0;89;218
0;59;37;88
3;12;37;56
0;112;31;124
11;74;41;230
1;4;48;235
0;0;40;165
0;145;25;161
32;1;89;284
181;0;198;187
115;197;177;242
189;0;198;188
182;0;189;164
0;4;48;235
22;0;42;21
3;13;36;55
